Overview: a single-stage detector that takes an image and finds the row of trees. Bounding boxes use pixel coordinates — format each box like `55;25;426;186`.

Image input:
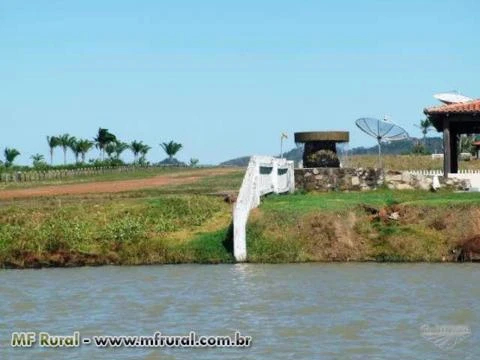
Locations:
2;128;188;168
45;128;155;165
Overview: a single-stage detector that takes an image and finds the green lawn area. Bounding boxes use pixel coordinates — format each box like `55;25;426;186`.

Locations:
260;189;480;213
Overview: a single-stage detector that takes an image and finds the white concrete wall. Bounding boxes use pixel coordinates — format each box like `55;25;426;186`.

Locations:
233;156;294;262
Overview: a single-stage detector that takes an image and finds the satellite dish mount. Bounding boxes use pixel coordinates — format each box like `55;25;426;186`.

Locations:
355;116;409;168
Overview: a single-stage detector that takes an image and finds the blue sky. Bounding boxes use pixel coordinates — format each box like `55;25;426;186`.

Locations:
1;0;478;165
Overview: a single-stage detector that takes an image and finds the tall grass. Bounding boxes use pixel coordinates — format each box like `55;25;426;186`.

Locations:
247;192;480;262
0;195;233;268
344;154;480;171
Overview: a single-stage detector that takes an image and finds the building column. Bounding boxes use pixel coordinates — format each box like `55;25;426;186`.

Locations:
443;119;451;175
450;131;458;174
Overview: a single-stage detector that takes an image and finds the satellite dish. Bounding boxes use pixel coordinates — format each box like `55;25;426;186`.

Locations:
355;116;409;167
434;91;473;104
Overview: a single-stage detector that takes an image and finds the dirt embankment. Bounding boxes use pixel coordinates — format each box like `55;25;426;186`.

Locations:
247;205;480;263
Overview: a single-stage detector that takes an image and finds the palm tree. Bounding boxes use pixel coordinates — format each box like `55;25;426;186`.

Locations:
69;138;80;163
105;141;128;160
189;158;199;167
94;128;116;160
4;148;20;167
105;143;116;159
30;153;44;162
75;139;94;164
30;153;45;167
419;119;432;145
57;134;76;165
160;141;183;160
139;143;151;164
46;136;60;165
130;140;146;164
113;141;129;160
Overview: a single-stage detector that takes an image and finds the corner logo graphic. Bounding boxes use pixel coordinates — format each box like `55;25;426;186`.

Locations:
420;324;471;350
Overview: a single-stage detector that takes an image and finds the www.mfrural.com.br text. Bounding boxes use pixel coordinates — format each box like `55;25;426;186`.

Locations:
11;331;252;349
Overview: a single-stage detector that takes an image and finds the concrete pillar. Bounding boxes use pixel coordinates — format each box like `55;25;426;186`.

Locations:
233;210;247;262
443;119;451;175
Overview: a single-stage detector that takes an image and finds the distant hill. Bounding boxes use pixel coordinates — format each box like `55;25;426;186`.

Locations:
220;137;443;166
158;157;187;166
350;137;443;155
220;156;251;167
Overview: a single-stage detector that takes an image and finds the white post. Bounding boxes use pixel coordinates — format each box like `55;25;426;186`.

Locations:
232;156;295;262
233;209;247;262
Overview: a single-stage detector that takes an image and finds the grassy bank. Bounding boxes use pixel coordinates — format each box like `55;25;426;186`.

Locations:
246;190;480;262
0;194;236;267
0;169;245;268
3;166;480;267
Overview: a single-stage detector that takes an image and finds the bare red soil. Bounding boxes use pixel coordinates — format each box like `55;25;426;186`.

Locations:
0;168;237;200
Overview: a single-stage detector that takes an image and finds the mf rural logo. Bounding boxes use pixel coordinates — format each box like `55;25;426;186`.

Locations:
420;324;471;351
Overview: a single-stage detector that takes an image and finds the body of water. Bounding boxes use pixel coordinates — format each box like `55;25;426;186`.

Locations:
1;263;479;359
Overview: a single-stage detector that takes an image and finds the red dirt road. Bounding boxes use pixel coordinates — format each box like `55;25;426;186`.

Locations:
0;168;238;200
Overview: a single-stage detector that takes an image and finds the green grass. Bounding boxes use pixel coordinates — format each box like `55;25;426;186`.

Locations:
0;192;236;268
4;164;480;267
245;189;480;263
0;167;244;268
260;189;480;213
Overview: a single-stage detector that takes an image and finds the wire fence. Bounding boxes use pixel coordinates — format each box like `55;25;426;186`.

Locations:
0;164;203;183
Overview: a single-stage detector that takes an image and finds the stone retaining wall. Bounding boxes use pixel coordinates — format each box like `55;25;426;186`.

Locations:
295;168;470;192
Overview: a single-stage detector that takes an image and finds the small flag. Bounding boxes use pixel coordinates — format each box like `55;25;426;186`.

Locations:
281;132;288;139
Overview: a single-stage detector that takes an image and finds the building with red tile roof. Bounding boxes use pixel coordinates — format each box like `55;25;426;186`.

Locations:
424;99;480;173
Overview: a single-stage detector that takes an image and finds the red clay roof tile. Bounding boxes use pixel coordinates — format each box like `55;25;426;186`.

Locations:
425;99;480;115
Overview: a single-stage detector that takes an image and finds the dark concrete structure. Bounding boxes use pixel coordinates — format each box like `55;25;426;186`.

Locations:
425;99;480;174
294;131;349;168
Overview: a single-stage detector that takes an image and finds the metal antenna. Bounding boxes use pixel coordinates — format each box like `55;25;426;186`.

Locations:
280;132;288;159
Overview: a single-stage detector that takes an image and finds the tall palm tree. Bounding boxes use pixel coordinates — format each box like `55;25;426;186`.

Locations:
139;144;151;164
160;141;183;160
105;143;116;159
94;128;116;160
46;136;60;165
419;119;432;145
69;138;80;163
113;141;129;160
104;141;128;160
75;139;94;164
4;148;20;167
130;140;147;164
57;134;76;165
